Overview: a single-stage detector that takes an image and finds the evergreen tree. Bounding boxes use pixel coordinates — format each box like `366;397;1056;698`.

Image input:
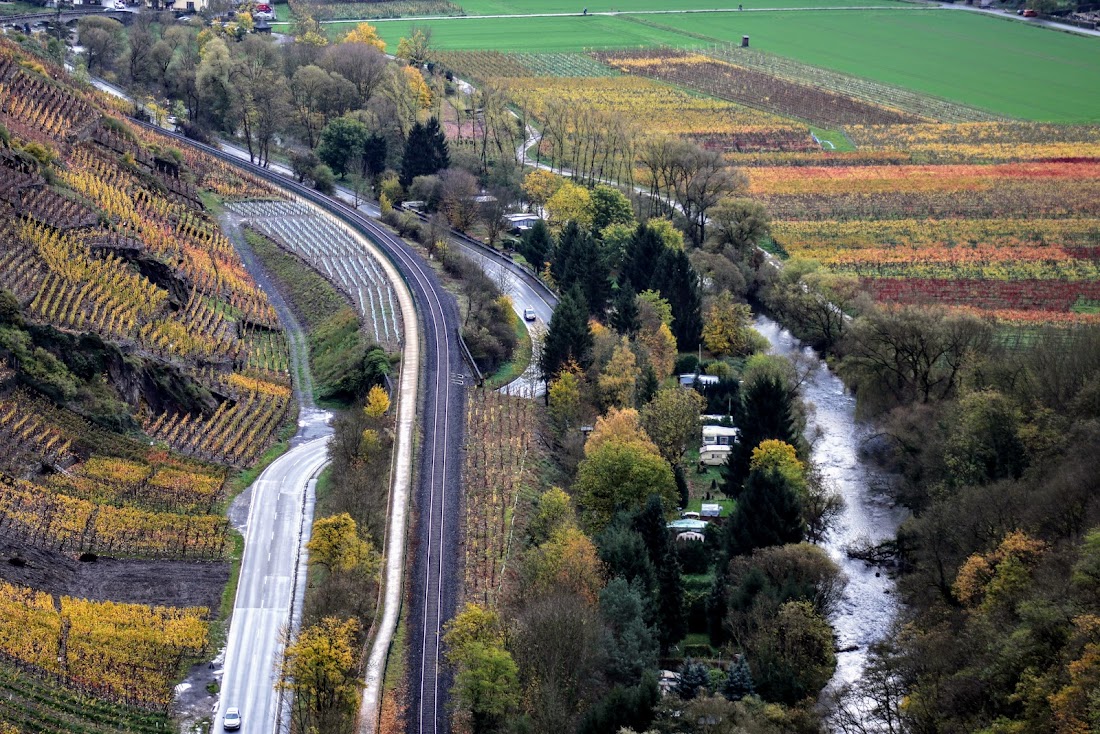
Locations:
551;220;583;288
600;578;659;686
620;223;666;293
636;363;659;408
611;284;640;337
552;223;608;318
706;571;730;648
361;133;387;178
722;656;755;701
597;520;658;623
652;247;703;352
520;219;553;270
400;117;449;186
676;659;711;699
723;466;804;556
633;496;687;654
656;555;687;654
632;495;671;566
576;240;610;318
577;673;659;734
674;465;689;510
722;375;799;497
540;287;593;381
317;116;369;177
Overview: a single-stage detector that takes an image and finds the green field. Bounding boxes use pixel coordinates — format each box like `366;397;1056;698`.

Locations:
360;13;706;47
639;9;1100;121
360;7;1100;121
456;0;900;14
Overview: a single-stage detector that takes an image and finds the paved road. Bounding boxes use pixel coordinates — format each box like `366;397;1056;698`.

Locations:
211;214;337;734
215;429;331;734
181;135;469;734
940;2;1100;37
91;75;543;734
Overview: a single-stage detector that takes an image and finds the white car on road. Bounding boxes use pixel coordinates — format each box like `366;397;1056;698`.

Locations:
223;707;242;731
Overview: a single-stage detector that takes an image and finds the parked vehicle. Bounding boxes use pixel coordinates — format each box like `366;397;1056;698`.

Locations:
1022;8;1038;16
699;445;731;467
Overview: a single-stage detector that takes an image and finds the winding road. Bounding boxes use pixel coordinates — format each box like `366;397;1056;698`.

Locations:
97;76;554;734
210;217;337;734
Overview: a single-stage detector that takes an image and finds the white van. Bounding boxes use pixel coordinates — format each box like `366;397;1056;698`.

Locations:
699;445;731;467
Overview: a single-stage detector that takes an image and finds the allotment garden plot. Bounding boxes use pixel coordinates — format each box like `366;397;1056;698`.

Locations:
229;200;403;350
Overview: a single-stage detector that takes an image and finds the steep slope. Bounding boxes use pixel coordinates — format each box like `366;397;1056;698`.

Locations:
0;38;295;730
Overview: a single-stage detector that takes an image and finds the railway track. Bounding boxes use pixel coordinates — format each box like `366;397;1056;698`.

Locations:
137;123;466;734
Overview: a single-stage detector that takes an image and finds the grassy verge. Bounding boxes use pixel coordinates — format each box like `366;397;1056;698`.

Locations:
198;190;225;217
218;530;247;621
244;228;370;407
485;308;531;388
810;126;855;152
683;446;727;500
383;610;407;692
683;496;734;517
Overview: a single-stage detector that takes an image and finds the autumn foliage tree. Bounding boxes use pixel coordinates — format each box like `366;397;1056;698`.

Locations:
701;292;755;358
280;617;361;734
445;604;521;734
342;22;386;52
575;414;676;531
307;513;380;574
523;169;563;217
640;386;705;465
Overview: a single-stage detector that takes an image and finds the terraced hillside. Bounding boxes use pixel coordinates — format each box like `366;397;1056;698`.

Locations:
0;38;296;730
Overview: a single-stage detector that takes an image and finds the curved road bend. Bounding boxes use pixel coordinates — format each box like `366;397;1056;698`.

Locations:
178;138;469;734
214;216;335;734
99;94;529;734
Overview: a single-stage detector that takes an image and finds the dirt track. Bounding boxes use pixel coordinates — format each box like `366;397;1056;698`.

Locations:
0;540;229;611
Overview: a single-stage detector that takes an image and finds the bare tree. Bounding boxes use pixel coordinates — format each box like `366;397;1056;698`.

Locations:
320;42;388;108
440;167;479;233
480;187;513;248
803;463;844;544
825;641;908;734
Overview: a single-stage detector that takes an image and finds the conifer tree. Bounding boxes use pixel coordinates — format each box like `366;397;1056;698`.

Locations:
722;656;755;702
722;375;799;497
400;117;449;186
611;284;640;337
652;248;703;352
540;287;593;381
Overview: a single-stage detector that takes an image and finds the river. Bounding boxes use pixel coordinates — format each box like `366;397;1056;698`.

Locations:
754;315;909;691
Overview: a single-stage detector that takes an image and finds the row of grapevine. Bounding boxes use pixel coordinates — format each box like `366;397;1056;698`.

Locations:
0;393;74;473
45;457;226;515
0;475;230;559
242;326;291;375
462;389;537;606
0;69;96;140
596;49;923;128
706;45;1004;123
230;200;403;347
0;580;208;711
12;187;97;231
143;379;291;468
